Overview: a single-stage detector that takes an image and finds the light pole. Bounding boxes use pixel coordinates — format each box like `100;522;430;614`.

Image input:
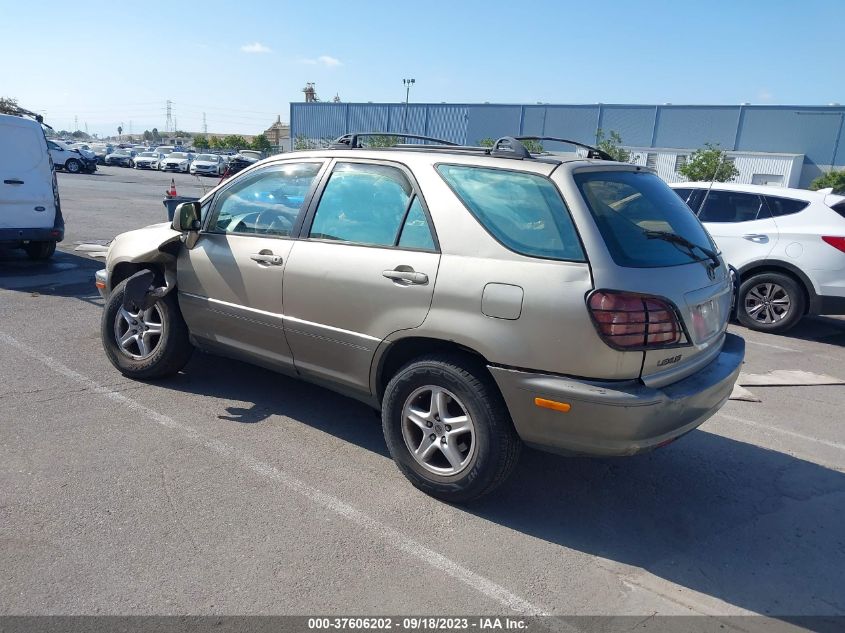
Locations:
403;78;415;133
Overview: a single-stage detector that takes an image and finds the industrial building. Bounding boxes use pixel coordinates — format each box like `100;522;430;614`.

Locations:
289;102;844;188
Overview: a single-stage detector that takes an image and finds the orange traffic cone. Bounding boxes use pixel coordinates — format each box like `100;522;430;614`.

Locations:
167;178;177;197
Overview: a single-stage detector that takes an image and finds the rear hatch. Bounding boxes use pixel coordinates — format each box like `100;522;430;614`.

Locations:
0;116;55;230
571;168;733;388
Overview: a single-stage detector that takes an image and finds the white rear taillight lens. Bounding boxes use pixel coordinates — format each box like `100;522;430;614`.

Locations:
588;291;685;350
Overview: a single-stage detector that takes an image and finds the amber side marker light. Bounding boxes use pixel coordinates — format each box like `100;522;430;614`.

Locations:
534;397;571;413
95;280;106;289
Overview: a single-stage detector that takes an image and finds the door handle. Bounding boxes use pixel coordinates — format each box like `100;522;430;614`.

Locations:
4;179;24;185
382;268;429;285
250;253;283;265
742;234;769;243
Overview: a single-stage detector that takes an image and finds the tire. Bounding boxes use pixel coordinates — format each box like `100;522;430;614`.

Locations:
382;354;521;503
737;271;805;333
65;158;81;174
23;241;56;260
101;277;193;379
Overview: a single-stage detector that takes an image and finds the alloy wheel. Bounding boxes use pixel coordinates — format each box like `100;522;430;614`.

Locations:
401;386;476;476
745;282;791;324
114;304;165;360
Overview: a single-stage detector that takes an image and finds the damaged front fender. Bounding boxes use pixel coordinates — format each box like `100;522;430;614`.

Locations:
105;222;184;295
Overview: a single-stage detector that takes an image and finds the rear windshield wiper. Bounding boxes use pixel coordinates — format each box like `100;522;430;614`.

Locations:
643;230;721;269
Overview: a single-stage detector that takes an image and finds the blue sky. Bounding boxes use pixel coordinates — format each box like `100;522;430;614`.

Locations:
1;0;841;136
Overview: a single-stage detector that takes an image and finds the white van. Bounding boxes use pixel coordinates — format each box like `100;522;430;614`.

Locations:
0;113;64;259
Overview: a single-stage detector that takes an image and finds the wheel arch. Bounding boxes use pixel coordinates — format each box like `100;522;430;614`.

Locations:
737;260;819;315
372;336;494;404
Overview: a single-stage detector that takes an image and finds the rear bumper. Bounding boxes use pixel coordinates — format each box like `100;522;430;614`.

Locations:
0;226;64;245
818;294;845;315
490;333;745;456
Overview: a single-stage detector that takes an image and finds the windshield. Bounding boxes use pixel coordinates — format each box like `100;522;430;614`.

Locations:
169;152;187;158
196;154;216;161
139;152;154;157
113;150;130;156
574;170;716;268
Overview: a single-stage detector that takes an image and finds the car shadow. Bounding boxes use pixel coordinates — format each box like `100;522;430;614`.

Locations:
0;248;104;306
162;351;389;457
155;351;843;618
778;315;845;347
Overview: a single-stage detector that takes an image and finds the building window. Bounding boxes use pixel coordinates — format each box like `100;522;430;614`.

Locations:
674;154;688;171
646;153;658;169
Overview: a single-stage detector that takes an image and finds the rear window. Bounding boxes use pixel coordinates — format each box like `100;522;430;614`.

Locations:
765;196;810;217
831;202;845;219
574;171;715;268
436;164;585;261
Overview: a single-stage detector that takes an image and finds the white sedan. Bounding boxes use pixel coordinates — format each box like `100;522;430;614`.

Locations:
160;152;194;173
189;153;227;176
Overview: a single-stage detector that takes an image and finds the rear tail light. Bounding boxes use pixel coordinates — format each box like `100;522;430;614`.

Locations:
588;290;686;350
821;236;845;253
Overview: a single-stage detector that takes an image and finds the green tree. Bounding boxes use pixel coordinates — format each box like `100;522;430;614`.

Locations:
0;96;20;114
151;128;161;142
222;134;248;149
364;134;401;148
678;143;739;182
193;134;210;149
251;133;272;152
117;126;123;139
142;130;152;141
809;169;845;193
595;129;632;162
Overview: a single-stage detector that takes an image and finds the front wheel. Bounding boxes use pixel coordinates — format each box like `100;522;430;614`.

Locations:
101;277;193;379
382;354;521;503
736;272;805;333
65;158;81;173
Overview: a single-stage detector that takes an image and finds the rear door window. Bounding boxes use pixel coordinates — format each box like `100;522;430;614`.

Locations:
698;191;763;223
574;170;714;268
436;164;585;261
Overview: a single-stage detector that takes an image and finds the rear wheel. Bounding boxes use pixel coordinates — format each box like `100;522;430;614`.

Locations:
23;241;56;260
737;272;805;333
64;158;81;174
101;277;193;379
382;354;521;503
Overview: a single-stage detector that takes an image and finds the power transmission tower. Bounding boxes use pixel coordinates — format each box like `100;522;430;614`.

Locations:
85;122;88;135
129;120;133;136
165;100;173;134
203;112;207;134
74;115;78;131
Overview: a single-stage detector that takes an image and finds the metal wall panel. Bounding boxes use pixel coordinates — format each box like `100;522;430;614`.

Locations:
422;105;468;144
290;102;845;183
541;106;600;150
653;106;738;149
599;105;655;147
465;106;522;145
348;104;389;133
290;103;347;141
737;107;844;166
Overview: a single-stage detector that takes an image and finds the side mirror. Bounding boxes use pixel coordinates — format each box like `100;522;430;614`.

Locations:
172;201;202;232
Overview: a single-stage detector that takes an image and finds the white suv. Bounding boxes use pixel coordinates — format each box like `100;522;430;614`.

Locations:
671;182;845;332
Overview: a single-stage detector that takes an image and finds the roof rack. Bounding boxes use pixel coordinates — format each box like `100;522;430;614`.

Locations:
514;136;614;161
322;132;614;163
330;133;458;149
2;104;51;128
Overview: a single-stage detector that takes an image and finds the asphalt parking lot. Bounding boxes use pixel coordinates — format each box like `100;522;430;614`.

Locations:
1;166;844;619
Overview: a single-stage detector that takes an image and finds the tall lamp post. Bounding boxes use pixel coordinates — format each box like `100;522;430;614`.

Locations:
403;78;415;133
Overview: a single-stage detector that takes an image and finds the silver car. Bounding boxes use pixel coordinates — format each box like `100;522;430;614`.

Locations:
95;135;744;502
